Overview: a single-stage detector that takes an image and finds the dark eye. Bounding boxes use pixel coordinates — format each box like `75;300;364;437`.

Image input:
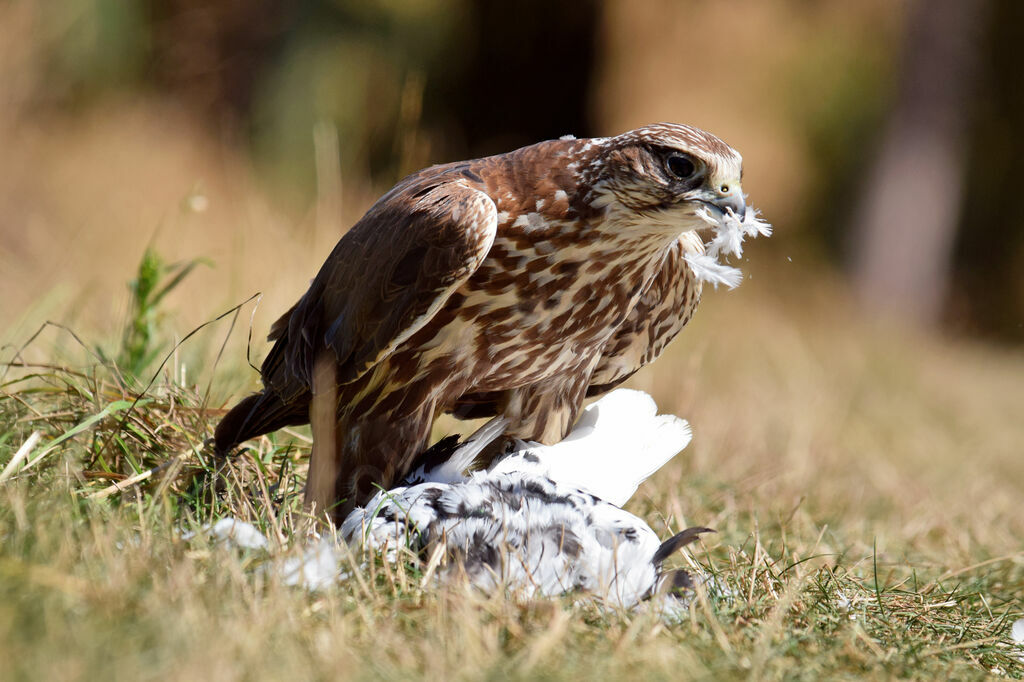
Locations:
666;154;696;180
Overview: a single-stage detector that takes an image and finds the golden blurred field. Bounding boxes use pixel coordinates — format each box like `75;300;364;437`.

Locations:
1;1;1023;679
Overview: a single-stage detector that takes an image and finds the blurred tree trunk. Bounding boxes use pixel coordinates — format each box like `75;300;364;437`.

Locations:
851;0;990;326
432;0;600;157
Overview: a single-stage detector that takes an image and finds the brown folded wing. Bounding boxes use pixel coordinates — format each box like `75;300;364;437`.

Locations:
261;178;498;402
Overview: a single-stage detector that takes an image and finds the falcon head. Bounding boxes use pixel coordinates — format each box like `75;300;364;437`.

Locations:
586;123;746;233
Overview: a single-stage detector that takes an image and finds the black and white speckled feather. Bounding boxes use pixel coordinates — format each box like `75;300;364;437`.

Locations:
340;389;710;607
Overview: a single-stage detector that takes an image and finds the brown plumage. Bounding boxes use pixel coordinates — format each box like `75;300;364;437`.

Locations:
215;123;748;520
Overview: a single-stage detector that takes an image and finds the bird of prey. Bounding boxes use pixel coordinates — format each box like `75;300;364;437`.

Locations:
215;122;761;520
341;389;713;608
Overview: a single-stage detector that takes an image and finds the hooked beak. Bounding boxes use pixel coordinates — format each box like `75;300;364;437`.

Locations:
693;184;745;241
709;183;746;218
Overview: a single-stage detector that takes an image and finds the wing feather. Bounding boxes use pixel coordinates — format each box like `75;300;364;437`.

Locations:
262;179;497;400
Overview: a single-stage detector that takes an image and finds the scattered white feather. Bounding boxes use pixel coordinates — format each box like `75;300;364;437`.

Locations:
183;521;348;591
685;202;772;289
1012;618;1024;663
682;252;744;289
182;518;269;550
279;538;346;590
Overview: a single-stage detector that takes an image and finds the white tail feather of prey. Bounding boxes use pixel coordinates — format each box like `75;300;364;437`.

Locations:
490;389;692;507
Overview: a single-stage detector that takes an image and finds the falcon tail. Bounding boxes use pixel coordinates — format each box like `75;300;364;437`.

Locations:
213;390;308;455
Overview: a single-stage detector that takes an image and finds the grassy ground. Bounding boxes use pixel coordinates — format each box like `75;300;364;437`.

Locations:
1;258;1022;681
2;3;1020;678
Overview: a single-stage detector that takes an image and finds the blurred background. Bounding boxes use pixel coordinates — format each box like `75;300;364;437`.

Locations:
1;0;1022;369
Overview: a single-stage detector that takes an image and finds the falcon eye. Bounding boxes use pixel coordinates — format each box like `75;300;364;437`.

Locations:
666;154;697;180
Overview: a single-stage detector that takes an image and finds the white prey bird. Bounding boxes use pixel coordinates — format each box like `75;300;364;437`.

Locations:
341;389;712;608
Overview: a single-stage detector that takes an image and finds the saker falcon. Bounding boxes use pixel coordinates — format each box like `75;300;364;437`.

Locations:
215;122;763;520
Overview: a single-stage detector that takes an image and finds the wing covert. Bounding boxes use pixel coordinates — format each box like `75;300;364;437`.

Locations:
262;180;497;399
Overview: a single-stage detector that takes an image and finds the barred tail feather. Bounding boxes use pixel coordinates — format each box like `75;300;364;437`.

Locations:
213;391;308;454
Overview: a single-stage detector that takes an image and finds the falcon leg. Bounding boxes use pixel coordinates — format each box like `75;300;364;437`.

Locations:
329;398;438;523
305;352;341;522
501;367;595;445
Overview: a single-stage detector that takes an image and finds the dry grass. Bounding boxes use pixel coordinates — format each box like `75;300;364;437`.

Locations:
0;9;1021;673
1;260;1022;681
